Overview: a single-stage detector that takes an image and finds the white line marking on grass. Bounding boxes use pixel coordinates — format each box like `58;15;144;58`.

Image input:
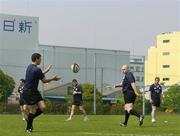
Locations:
77;132;175;136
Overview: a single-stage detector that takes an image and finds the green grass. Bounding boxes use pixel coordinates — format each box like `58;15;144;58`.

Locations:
0;113;180;136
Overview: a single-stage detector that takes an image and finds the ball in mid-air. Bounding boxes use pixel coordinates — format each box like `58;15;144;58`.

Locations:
71;63;80;73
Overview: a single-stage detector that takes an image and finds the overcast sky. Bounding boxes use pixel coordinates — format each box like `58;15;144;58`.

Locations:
0;0;180;56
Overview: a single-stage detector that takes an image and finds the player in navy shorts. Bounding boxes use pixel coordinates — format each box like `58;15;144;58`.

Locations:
23;53;61;133
114;64;144;127
67;79;89;122
149;77;162;123
17;79;28;120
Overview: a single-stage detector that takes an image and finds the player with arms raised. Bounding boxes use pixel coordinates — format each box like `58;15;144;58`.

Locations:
23;53;61;133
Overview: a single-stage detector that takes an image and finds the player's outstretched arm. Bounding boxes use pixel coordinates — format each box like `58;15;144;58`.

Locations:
149;91;153;103
43;64;53;74
113;83;122;88
42;75;61;83
131;82;141;97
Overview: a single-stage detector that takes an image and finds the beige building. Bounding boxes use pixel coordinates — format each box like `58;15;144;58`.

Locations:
145;32;180;86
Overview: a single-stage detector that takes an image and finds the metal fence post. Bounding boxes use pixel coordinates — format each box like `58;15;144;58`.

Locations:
142;86;145;116
93;53;97;114
42;49;45;98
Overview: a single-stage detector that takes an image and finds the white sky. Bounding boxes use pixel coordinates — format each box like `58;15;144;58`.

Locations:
0;0;180;56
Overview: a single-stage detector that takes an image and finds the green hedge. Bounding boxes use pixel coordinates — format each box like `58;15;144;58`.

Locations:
0;102;126;115
45;101;126;115
0;99;165;115
0;103;19;114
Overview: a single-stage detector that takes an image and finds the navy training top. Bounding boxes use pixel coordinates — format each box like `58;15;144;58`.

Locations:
24;64;45;92
122;71;135;93
18;86;24;98
73;84;83;102
149;84;162;98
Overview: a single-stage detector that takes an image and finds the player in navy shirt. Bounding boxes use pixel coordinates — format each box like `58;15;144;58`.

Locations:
67;79;89;122
23;53;61;133
149;77;162;123
17;79;28;120
114;65;144;127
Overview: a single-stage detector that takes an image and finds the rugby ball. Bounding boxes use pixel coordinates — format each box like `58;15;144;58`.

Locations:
71;63;80;73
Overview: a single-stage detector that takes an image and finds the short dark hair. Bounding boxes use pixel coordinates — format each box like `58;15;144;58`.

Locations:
155;77;160;81
31;53;41;62
72;79;78;83
20;79;25;83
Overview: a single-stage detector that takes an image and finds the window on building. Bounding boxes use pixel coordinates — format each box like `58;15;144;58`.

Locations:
162;65;170;68
136;66;141;72
141;77;144;82
130;66;134;71
162;52;170;56
141;67;144;72
163;40;170;43
163;78;170;81
136;76;140;81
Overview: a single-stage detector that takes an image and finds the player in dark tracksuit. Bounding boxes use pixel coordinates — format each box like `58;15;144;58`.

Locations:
67;79;89;122
22;53;60;133
18;79;28;120
114;64;144;127
149;77;162;123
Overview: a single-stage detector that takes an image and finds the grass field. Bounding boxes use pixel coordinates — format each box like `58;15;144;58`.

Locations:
0;113;180;136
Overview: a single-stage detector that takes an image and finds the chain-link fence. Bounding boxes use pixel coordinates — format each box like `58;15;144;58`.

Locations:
0;46;145;114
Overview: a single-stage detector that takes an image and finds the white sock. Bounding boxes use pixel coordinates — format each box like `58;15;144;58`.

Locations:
151;110;155;121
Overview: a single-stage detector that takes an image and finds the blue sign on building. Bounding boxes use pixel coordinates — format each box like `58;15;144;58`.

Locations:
3;19;32;34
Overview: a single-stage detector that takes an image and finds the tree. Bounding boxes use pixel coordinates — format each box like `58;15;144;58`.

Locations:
81;83;102;103
0;89;3;100
0;69;15;101
162;85;180;110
